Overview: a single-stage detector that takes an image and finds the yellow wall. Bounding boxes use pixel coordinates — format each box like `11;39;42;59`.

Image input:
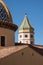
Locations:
19;29;30;32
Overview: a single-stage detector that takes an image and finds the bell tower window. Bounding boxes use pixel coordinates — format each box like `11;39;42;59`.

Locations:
25;35;28;38
31;41;33;44
30;34;33;38
20;35;22;38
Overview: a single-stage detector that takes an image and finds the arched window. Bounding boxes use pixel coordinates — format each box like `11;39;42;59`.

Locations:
20;35;22;38
20;41;22;43
30;34;33;38
25;35;28;38
31;41;33;44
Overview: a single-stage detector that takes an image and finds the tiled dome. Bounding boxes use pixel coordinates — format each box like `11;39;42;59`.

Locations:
0;0;12;23
0;0;18;31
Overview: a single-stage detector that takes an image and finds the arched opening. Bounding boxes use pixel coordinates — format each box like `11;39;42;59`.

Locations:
1;36;5;46
31;41;33;44
25;35;28;38
20;41;22;43
20;35;22;38
30;34;33;38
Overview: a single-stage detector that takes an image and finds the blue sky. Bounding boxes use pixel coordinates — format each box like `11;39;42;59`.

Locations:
3;0;43;45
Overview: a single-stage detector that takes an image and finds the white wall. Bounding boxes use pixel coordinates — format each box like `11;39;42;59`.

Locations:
18;32;34;44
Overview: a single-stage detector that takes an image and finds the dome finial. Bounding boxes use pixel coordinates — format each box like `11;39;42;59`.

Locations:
25;13;27;16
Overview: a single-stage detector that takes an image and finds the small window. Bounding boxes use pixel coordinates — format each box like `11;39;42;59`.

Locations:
32;53;34;56
20;41;21;43
20;35;22;38
31;41;33;44
25;35;28;38
21;52;24;56
30;34;33;38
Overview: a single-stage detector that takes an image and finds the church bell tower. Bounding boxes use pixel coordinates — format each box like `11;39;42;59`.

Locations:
18;14;34;44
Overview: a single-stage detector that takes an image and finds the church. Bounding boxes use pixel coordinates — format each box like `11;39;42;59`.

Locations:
0;0;43;65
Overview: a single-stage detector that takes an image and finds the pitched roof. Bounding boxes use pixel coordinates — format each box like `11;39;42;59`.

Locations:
0;45;28;59
19;15;34;30
0;44;43;59
15;43;43;56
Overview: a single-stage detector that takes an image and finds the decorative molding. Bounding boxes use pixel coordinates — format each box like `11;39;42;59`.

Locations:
0;21;18;31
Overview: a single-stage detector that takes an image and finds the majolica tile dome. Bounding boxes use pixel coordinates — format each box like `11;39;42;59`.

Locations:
0;0;12;23
0;0;18;31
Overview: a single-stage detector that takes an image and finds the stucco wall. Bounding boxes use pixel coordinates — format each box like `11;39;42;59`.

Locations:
18;32;34;44
0;27;14;46
0;46;43;65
